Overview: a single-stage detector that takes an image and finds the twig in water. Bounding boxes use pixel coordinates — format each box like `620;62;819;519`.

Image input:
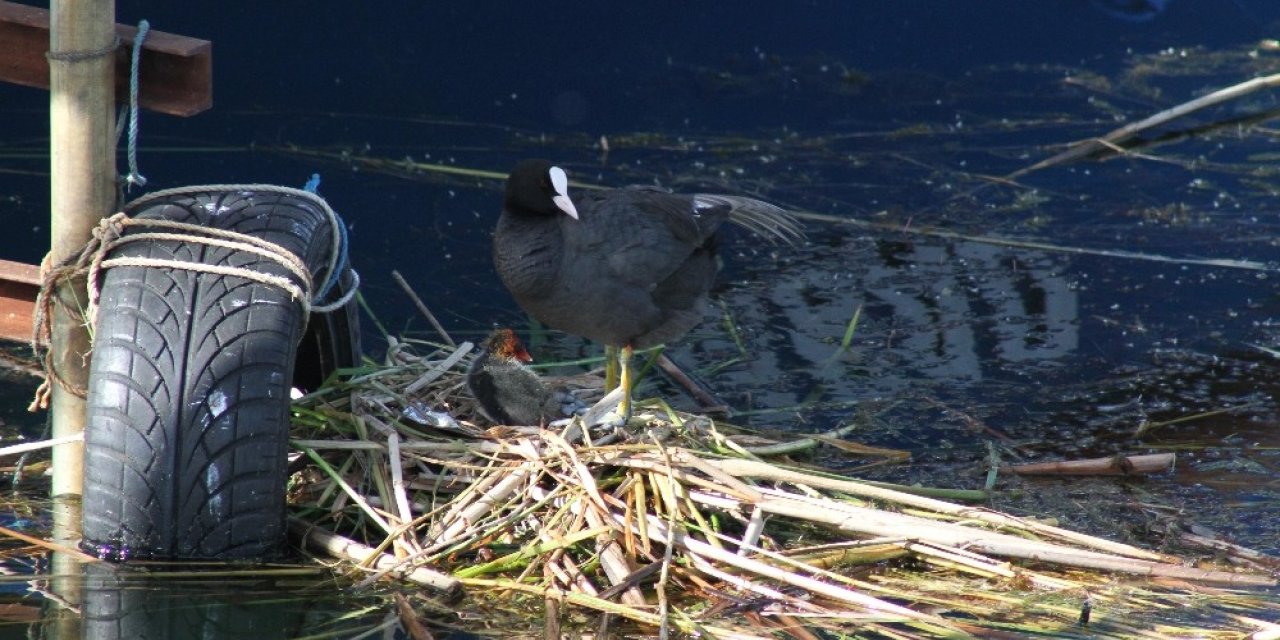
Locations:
0;524;99;563
0;433;83;458
819;303;862;374
395;593;434;640
655;353;728;413
1005;452;1175;476
734;423;861;457
789;210;1280;274
717;300;749;361
356;292;392;344
1010;71;1280;178
1134;401;1266;437
391;269;455;347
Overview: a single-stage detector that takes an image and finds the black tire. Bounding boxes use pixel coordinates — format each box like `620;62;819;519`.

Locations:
294;266;361;392
82;189;358;560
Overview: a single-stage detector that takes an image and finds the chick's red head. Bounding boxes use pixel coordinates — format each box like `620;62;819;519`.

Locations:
485;328;533;363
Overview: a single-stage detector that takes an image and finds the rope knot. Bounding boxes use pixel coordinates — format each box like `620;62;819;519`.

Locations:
92;212;130;244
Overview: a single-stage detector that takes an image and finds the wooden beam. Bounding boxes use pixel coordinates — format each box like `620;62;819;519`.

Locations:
0;1;211;116
0;259;39;346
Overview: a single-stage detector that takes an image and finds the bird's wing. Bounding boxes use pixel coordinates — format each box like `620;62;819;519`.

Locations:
619;186;804;245
567;189;724;287
623;186;732;245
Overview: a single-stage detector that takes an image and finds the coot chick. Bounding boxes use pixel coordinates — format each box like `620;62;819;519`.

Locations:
494;159;803;422
467;328;570;426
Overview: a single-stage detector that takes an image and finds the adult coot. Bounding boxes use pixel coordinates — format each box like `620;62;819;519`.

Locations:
494;159;802;422
466;328;572;426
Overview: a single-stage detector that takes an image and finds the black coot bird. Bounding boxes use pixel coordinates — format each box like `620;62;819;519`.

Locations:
467;328;571;426
494;159;803;422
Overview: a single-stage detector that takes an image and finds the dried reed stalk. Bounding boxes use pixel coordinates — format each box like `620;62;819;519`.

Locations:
287;335;1277;638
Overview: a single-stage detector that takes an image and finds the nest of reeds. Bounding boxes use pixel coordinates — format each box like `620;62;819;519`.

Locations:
288;337;1279;639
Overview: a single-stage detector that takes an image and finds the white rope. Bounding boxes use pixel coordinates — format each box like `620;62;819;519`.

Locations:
124;184;348;306
81;213;318;329
97;257;307;309
30;185;360;409
108;225;313;287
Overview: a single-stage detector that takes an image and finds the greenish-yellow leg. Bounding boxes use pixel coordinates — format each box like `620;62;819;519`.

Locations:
604;345;619;391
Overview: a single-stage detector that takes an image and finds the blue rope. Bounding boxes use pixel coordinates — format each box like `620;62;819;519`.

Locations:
301;174;352;303
123;20;149;190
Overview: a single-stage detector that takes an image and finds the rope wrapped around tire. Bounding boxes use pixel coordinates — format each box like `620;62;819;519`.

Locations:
81;188;359;560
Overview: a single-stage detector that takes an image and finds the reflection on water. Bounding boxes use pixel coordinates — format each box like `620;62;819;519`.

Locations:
701;236;1080;417
0;497;448;639
693;225;1280;553
78;563;305;640
24;557;453;640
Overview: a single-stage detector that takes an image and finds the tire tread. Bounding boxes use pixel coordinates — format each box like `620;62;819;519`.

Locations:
83;192;339;559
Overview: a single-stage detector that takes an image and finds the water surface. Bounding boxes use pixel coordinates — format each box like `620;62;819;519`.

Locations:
1;0;1279;635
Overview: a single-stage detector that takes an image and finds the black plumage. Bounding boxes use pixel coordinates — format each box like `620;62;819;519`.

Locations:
492;159;802;422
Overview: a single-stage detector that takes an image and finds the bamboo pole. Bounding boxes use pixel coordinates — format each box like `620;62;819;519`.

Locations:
48;0;117;498
287;518;463;599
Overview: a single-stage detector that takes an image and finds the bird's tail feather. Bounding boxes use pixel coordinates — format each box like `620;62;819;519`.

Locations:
697;195;806;245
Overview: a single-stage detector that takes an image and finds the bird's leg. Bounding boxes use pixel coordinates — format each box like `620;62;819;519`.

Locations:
583;344;631;428
604;344;620;391
617;344;634;422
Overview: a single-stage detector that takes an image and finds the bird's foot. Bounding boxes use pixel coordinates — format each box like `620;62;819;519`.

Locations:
583;386;629;429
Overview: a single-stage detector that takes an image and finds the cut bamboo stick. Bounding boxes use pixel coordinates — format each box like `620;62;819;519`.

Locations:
708;457;1169;561
1005;453;1175;476
287;517;461;599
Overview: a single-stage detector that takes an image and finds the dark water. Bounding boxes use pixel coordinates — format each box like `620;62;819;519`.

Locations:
3;0;1280;635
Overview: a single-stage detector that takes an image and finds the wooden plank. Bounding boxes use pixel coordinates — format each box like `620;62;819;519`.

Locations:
0;259;40;345
0;1;212;116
